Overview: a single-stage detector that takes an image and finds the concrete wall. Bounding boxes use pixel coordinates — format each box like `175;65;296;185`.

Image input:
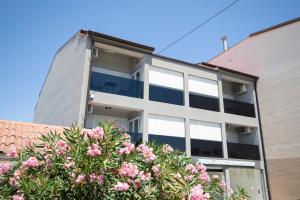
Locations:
33;32;91;127
209;21;300;200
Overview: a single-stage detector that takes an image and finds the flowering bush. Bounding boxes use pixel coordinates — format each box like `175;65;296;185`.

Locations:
0;122;249;200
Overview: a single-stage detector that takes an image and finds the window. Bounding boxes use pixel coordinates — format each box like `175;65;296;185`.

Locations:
149;67;184;105
148;114;185;151
188;76;219;111
190;120;223;157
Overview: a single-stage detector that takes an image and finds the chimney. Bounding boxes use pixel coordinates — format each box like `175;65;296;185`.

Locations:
221;36;228;51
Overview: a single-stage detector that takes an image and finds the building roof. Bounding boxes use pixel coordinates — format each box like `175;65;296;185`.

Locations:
249;16;300;37
0;120;64;154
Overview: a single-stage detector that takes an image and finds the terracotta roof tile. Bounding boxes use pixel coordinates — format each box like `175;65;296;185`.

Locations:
0;120;65;154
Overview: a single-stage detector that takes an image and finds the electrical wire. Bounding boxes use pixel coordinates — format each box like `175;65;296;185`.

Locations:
156;0;241;55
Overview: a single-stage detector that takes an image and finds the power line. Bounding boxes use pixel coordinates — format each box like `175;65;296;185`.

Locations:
157;0;241;55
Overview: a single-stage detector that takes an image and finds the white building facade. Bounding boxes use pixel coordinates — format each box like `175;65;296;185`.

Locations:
34;30;269;199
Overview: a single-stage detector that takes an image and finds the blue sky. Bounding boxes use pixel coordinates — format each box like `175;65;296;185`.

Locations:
0;0;299;122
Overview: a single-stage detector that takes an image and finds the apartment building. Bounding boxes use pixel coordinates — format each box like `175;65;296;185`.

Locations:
209;17;300;200
34;30;269;199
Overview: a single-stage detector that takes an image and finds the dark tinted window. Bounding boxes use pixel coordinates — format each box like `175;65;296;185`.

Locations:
148;134;185;151
227;142;260;160
223;98;255;117
149;84;184;106
90;72;144;98
191;139;223;158
128;132;143;146
189;93;219;111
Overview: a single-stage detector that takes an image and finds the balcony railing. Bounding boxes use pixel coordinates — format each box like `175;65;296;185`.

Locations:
149;84;184;106
148;134;186;151
191;139;223;158
128;132;143;145
189;93;219;112
90;71;144;98
223;98;255;117
227;142;260;160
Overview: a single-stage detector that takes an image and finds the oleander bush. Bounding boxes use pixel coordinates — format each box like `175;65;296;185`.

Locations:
0;122;250;200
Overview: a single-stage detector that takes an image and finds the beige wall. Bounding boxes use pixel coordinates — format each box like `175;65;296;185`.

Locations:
34;32;91;127
209;21;300;200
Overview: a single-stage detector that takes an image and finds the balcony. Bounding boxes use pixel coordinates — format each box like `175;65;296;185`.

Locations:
191;139;223;158
90;71;144;99
227;142;260;160
189;93;219;112
223;98;255;117
148;134;186;151
149;84;184;106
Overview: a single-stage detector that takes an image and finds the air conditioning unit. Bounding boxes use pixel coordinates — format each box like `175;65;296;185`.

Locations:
239;126;252;134
87;104;93;114
234;84;248;95
92;46;99;57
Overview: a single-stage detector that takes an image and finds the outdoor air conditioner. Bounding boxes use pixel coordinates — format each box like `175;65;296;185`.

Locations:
239;126;253;135
234;84;248;95
92;46;99;57
87;104;93;114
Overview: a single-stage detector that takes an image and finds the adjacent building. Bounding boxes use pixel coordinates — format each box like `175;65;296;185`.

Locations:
209;17;300;200
33;30;269;199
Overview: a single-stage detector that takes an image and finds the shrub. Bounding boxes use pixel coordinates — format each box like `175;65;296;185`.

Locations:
0;122;250;200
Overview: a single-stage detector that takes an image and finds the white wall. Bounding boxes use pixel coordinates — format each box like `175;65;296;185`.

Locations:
33;32;91;126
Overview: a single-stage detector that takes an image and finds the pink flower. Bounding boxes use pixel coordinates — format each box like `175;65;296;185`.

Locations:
139;171;151;181
0;163;11;175
13;170;21;180
136;144;156;163
162;144;174;153
88;127;105;140
113;182;130;191
89;173;104;184
118;162;139;178
190;184;210;200
195;163;206;173
219;180;226;190
185;175;194;181
9;177;18;186
212;175;219;179
7;146;18;158
12;194;25;200
64;161;75;169
151;165;159;176
122;133;131;139
22;157;40;169
119;142;135;155
199;172;210;182
185;164;198;174
87;144;101;157
56;140;69;155
75;175;85;184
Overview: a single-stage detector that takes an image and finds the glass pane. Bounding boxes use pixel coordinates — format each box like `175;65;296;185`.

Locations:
229;168;264;200
90;71;144;98
148;134;186;151
129;121;133;132
149;84;184;106
223;98;255;117
191;139;223;158
134;119;139;133
189;93;219;112
227;142;260;160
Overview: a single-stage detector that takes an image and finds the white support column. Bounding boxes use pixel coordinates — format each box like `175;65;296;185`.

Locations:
141;110;149;143
143;55;150;101
185;118;191;156
224;167;231;197
183;72;189;108
217;72;224;113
